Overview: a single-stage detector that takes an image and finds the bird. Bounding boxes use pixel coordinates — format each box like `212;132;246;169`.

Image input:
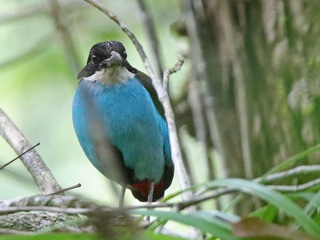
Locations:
72;41;174;205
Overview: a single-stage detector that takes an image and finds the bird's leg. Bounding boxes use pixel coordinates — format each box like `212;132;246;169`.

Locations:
147;182;155;221
148;182;155;203
119;185;126;208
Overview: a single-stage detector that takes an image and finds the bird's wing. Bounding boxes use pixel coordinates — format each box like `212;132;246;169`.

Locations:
124;61;165;117
158;118;174;190
124;61;175;191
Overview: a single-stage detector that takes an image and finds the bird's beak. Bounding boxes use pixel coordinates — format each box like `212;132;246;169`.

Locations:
99;51;123;68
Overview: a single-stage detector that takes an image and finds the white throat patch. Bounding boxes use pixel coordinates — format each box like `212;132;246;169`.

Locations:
83;66;135;85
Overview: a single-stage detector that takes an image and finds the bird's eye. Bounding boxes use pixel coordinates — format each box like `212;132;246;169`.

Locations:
122;51;127;60
91;55;99;65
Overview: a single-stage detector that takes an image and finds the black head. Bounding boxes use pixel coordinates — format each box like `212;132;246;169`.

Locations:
77;41;128;79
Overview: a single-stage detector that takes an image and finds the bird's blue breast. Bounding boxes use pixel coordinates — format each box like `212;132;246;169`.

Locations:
72;78;169;183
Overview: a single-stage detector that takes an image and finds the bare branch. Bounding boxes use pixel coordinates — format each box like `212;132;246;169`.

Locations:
163;55;184;91
1;172;319;216
0;143;40;170
257;165;320;183
268;178;320;192
0;109;62;195
48;0;81;74
136;0;164;77
83;0;193;202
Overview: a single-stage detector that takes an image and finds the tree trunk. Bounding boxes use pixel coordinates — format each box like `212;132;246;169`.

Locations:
181;0;320;213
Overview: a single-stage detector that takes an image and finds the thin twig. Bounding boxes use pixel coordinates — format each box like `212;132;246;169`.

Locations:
163;55;184;91
45;183;82;196
268;178;320;192
0;143;40;170
0;109;62;195
83;0;193;202
256;165;320;183
136;0;164;77
48;0;81;74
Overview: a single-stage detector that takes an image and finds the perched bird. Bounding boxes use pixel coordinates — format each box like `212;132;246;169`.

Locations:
72;41;174;204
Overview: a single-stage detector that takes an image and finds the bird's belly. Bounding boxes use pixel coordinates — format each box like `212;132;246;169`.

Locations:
98;94;165;182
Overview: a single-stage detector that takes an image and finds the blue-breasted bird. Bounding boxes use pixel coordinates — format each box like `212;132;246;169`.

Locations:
72;41;174;203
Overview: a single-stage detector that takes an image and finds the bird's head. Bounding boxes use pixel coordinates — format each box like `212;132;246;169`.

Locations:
78;41;134;84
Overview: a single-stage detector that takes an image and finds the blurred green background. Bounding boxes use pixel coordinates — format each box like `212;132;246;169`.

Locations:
0;0;190;205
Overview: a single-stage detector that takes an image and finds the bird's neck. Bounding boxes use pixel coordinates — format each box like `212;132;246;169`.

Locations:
83;66;135;85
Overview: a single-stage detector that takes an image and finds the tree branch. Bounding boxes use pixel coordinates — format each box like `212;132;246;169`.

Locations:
136;0;164;77
1;171;319;216
0;109;62;195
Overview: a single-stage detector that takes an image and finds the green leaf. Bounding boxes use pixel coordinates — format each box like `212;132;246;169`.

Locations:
205;178;320;237
293;191;320;229
144;230;185;240
249;204;278;222
133;209;242;240
303;191;320;214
